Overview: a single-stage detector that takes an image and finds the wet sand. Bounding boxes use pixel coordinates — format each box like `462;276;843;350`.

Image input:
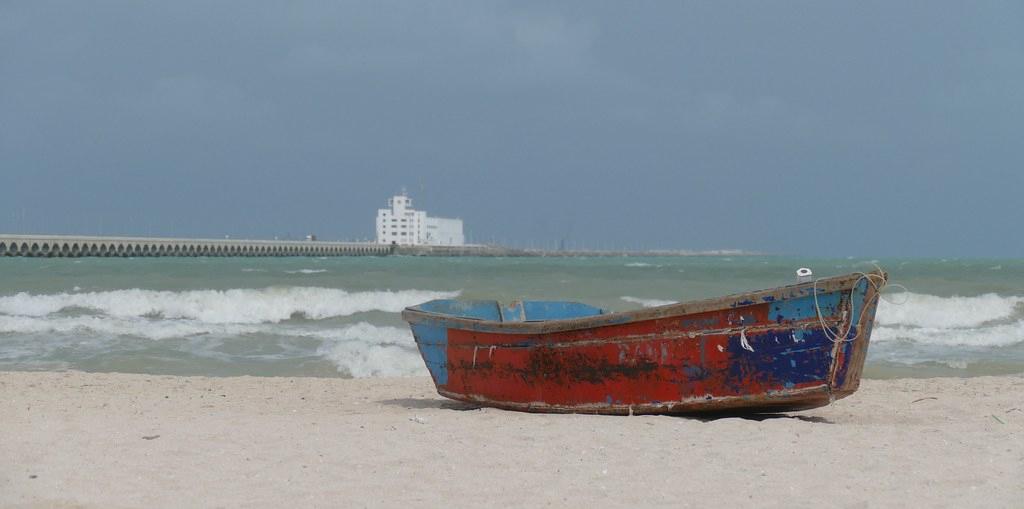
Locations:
2;371;1022;508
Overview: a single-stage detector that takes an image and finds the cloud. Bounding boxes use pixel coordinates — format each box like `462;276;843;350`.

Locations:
510;12;599;75
1;1;1022;255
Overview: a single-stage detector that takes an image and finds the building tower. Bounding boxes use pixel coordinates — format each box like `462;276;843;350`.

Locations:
375;191;464;246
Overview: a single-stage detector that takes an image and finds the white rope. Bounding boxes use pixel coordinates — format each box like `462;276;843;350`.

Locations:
878;283;910;305
812;267;894;344
733;265;905;352
739;328;755;352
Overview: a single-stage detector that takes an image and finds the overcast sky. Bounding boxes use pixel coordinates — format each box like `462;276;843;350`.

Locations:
1;1;1021;256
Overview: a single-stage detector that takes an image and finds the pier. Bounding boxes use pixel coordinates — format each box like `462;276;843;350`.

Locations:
0;234;541;258
0;234;391;258
0;234;746;258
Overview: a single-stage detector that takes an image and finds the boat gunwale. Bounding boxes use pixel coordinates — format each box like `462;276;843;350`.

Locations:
401;270;885;335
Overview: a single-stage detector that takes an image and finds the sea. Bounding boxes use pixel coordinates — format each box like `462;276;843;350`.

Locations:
1;256;1022;379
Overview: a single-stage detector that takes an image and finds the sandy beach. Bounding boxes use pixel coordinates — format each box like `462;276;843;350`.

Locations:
2;372;1022;508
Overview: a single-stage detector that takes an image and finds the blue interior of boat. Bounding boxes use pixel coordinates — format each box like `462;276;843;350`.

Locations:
412;299;605;322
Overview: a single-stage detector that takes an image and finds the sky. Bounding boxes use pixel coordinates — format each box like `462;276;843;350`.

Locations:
1;1;1021;257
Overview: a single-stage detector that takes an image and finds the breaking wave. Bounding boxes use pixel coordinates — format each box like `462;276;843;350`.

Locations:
315;322;425;378
0;314;263;340
0;287;454;377
0;287;459;324
873;292;1024;348
0;316;426;378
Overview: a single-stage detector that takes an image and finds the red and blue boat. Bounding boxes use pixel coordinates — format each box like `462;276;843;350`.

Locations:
402;270;886;415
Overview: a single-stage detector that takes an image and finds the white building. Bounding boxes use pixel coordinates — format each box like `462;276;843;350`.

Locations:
376;192;464;246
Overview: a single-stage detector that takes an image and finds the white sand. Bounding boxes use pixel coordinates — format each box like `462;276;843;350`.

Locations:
2;371;1022;508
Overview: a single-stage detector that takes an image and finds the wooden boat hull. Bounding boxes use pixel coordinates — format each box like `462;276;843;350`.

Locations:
402;271;885;415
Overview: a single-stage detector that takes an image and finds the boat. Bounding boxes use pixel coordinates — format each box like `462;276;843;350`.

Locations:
401;270;887;415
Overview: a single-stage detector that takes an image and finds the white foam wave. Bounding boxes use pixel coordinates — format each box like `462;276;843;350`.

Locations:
0;287;460;324
624;262;656;267
285;269;328;274
621;296;677;308
873;321;1024;347
876;293;1024;328
316;322;426;378
0;314;427;378
872;292;1024;348
0;314;263;340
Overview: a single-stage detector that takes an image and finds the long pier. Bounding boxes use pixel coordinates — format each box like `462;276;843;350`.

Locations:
0;234;746;258
0;234;392;258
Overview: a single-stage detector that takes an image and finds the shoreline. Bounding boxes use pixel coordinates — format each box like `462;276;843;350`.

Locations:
3;371;1022;508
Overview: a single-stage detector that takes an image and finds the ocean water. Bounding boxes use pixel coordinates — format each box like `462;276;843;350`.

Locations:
1;256;1022;379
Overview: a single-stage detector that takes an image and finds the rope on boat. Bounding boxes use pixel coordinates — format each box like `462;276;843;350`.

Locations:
812;265;906;344
739;328;755;352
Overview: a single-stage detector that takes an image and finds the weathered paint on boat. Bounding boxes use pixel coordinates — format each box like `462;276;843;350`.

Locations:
402;270;886;415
